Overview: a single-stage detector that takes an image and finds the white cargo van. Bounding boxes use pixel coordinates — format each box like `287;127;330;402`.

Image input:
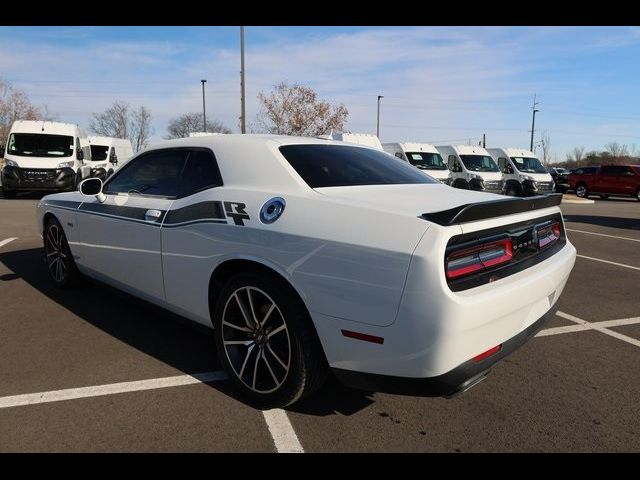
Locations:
331;132;383;150
436;145;504;194
487;147;555;196
88;136;134;180
0;120;91;198
382;142;451;183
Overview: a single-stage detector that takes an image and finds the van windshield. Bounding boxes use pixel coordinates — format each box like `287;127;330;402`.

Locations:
7;133;73;158
406;152;447;170
90;145;109;161
460;155;499;172
511;156;547;174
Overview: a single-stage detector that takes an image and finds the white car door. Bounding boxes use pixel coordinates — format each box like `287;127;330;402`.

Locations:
76;148;189;303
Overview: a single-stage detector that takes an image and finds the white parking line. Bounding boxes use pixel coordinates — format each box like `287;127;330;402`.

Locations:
0;371;227;409
576;254;640;271
537;316;640;337
566;228;640;243
557;311;640;348
0;237;18;249
262;409;305;453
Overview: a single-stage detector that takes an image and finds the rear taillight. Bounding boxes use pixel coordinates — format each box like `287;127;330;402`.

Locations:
446;238;513;279
537;222;561;249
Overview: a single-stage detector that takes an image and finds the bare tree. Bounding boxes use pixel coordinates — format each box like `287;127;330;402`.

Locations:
130;106;153;152
254;81;348;136
604;142;629;161
90;101;154;152
90;101;130;139
539;131;551;166
165;112;231;139
572;146;585;166
0;76;41;146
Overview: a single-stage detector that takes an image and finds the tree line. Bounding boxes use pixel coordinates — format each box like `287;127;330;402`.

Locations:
1;77;350;154
553;142;639;169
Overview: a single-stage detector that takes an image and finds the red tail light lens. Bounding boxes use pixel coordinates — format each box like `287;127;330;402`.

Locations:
446;238;513;279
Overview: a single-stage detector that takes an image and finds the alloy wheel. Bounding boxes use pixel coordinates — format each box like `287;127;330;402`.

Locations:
221;286;291;394
45;223;68;283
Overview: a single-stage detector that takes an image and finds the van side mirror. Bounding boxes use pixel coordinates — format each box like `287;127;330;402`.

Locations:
79;177;106;203
0;146;4;157
77;149;84;161
110;154;118;165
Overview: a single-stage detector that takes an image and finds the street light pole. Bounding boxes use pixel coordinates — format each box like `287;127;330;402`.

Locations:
201;79;207;132
529;93;539;151
376;95;383;138
240;26;246;134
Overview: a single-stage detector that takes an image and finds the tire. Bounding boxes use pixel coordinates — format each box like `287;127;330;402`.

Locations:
505;186;518;196
43;217;81;288
2;187;16;199
213;271;328;408
599;194;609;199
575;183;588;198
452;180;469;190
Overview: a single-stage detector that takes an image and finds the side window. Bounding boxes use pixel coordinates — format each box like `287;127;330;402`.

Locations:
178;149;223;198
498;157;509;173
601;166;615;176
105;149;188;198
448;155;458;171
394;152;405;161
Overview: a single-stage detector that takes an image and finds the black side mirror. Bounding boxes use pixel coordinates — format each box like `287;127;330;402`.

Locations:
0;146;4;157
77;149;84;161
110;154;118;165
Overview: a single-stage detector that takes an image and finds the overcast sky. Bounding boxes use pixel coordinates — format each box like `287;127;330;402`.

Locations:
2;26;640;161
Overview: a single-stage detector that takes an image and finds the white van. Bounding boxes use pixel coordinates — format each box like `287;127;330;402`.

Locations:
487;147;555;196
88;136;134;180
382;142;451;183
436;145;504;194
331;132;383;150
1;120;91;198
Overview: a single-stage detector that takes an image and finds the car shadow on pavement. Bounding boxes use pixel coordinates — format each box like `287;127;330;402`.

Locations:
563;214;640;231
0;246;374;416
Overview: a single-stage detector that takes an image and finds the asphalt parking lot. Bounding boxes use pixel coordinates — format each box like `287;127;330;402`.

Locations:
1;192;639;452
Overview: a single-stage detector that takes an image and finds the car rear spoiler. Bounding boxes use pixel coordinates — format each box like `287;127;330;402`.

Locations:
421;193;563;226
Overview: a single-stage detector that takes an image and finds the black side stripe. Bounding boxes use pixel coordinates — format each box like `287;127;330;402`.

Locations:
164;201;226;225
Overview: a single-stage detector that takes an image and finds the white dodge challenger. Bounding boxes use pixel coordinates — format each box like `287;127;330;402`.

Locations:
36;135;576;407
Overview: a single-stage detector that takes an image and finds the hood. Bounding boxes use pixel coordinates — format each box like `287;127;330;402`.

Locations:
4;153;75;169
518;172;553;182
418;168;450;181
314;184;504;218
471;171;503;182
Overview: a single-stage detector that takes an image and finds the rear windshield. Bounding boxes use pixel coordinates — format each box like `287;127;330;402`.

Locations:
90;145;109;161
279;144;436;188
406;152;447;170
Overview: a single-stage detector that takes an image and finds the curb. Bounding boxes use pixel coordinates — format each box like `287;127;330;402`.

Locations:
561;198;595;204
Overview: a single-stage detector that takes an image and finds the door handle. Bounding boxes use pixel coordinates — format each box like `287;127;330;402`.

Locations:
144;209;163;222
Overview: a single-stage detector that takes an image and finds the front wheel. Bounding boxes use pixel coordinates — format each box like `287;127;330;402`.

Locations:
44;218;81;287
505;186;518;196
575;184;588;198
213;271;328;408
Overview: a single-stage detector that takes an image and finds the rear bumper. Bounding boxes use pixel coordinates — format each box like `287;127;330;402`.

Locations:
333;304;557;396
1;166;76;191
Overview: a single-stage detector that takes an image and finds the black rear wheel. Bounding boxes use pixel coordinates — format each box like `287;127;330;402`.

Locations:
213;271;328;408
575;184;588;198
44;217;81;288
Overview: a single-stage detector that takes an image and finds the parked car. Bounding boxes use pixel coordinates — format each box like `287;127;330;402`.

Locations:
382;142;451;184
88;136;134;181
1;120;92;198
547;167;570;193
436;145;504;193
569;165;640;200
487;148;555;196
36;134;576;407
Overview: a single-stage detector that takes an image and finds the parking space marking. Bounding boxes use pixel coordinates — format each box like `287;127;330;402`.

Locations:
576;254;640;272
0;371;227;409
0;237;18;249
537;316;640;337
566;228;640;243
557;311;640;348
262;409;305;453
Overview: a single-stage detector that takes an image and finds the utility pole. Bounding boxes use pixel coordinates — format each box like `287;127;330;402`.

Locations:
529;93;540;151
376;95;383;138
482;133;486;148
240;26;246;134
201;79;207;132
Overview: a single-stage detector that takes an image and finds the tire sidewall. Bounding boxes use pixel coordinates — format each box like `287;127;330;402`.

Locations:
44;218;76;288
213;272;312;408
576;184;588;198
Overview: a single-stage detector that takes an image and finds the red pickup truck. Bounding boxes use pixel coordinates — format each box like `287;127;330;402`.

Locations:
569;165;640;201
